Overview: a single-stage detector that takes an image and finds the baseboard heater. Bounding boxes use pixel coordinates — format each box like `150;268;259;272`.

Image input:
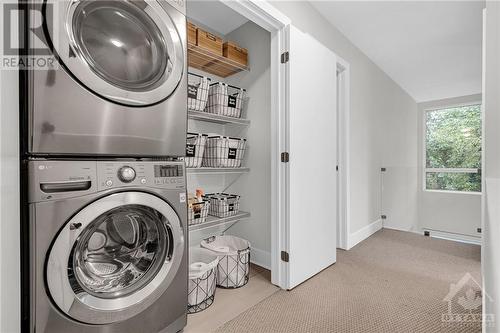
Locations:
422;229;482;245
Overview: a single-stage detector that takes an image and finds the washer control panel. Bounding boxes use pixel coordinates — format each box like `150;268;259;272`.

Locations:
97;161;185;190
29;160;186;203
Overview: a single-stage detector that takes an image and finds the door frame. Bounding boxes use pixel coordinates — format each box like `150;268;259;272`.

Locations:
336;57;351;250
221;0;290;289
223;0;351;288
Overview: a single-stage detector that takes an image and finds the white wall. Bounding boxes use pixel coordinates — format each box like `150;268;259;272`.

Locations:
417;94;482;240
482;2;500;331
380;84;419;233
270;1;418;245
0;20;21;333
225;21;272;268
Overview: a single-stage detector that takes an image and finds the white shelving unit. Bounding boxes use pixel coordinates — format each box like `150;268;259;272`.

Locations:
186;26;253;235
187;43;249;78
188;211;251;232
187;61;251;234
186;167;250;175
188;110;251;126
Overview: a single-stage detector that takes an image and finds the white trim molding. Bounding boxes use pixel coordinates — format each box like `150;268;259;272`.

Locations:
348;219;383;250
251;247;271;270
336;57;351;251
222;0;290;289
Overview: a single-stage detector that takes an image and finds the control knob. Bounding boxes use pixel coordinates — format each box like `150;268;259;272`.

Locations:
118;166;136;183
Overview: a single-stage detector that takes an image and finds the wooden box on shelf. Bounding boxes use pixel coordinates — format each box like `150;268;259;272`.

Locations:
188;22;197;46
223;42;248;66
197;28;223;56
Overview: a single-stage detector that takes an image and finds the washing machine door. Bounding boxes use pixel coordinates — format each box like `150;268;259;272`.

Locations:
46;192;185;324
45;0;184;106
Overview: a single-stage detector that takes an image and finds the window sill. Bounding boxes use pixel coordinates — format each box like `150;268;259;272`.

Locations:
423;189;483;195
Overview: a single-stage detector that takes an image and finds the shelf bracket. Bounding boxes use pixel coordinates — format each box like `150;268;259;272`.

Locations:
222;173;245;193
221;220;241;235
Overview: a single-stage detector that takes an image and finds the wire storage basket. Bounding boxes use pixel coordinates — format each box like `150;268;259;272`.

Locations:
188;73;211;112
204;193;240;218
188;201;210;225
185;133;207;168
201;236;251;289
206;82;246;118
188;247;219;313
202;136;246;168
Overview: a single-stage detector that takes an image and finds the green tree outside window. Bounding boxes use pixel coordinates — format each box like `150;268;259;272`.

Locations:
425;104;482;192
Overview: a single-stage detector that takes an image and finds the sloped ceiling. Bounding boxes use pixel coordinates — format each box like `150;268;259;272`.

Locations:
310;1;485;102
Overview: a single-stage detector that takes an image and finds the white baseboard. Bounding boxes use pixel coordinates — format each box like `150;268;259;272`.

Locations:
383;225;421;235
251;247;271;270
423;229;482;246
348;219;383;249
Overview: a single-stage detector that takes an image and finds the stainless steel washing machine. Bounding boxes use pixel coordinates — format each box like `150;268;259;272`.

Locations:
28;160;188;332
27;0;187;156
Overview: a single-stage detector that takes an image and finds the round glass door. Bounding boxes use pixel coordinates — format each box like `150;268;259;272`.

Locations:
69;205;173;299
72;1;168;91
46;192;184;324
45;0;184;106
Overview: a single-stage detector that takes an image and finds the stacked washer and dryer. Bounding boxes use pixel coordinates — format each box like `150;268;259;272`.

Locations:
23;1;189;332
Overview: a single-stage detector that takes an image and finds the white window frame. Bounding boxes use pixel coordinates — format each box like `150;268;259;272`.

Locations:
423;102;483;194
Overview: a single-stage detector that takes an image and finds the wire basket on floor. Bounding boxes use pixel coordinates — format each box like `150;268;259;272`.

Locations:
188;73;211;112
188;247;219;313
185;133;207;168
202;136;246;168
188;201;210;225
204;193;240;218
206;82;246;118
201;236;251;289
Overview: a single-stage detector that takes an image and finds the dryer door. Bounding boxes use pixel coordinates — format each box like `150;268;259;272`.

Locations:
45;0;184;106
46;192;185;324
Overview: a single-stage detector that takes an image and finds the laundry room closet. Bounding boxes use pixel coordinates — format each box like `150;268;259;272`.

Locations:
187;1;271;260
184;0;273;308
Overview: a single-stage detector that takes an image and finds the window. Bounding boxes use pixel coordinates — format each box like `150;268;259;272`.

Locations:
425;104;482;192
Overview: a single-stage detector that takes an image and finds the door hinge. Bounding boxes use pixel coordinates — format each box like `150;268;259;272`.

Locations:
281;51;289;64
281;152;289;163
281;251;289;262
381;215;387;220
336;165;339;171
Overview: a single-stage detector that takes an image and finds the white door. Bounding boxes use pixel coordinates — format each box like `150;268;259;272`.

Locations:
285;25;337;289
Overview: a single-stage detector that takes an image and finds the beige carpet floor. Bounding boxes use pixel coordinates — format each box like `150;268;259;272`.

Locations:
215;229;482;333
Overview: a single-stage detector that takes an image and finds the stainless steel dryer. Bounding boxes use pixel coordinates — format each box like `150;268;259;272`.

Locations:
28;0;187;156
28;160;188;332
